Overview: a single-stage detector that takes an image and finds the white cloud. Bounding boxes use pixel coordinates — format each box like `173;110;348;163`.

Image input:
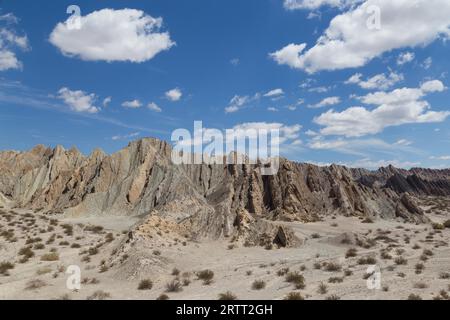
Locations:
309;96;340;108
0;15;29;71
268;107;279;112
345;71;403;90
112;132;140;141
122;99;142;108
230;58;240;66
430;155;450;160
57;87;99;113
308;86;329;93
165;88;182;102
346;158;421;169
49;9;175;63
397;52;415;65
283;0;362;10
314;80;450;137
225;93;261;113
147;102;162;112
272;0;450;73
232;122;302;146
102;97;112;107
308;136;418;158
422;57;433;70
264;88;284;98
394;139;413;146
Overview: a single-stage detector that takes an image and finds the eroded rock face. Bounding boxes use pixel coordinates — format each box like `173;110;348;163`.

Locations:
1;138;447;239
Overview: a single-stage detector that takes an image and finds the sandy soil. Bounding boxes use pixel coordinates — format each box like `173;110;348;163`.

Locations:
1;198;449;300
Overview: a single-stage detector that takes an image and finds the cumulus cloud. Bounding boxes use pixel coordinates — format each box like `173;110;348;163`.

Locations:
49;9;175;63
147;102;162;112
397;52;415;65
165;88;182;102
272;0;450;73
309;96;341;108
314;80;450;137
0;14;29;71
264;88;284;98
345;71;403;90
57;87;99;113
122;99;142;108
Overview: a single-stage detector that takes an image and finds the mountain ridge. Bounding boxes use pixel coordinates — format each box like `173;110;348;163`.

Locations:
1;137;449;243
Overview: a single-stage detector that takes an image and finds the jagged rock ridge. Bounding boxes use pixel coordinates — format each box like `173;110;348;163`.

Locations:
1;138;449;240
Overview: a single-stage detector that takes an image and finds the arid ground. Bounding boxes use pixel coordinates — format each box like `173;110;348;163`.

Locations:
1;196;449;300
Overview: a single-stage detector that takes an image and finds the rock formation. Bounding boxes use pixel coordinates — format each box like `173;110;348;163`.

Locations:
1;138;449;241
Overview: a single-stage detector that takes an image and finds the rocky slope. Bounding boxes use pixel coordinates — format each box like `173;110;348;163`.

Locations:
1;138;449;242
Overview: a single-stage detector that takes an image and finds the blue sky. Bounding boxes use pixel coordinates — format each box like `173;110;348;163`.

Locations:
1;0;450;169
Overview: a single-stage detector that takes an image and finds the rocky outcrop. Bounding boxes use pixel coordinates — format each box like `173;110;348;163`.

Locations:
1;137;448;239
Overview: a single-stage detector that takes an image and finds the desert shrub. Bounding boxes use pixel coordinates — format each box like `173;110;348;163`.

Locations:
153;250;161;256
323;262;342;272
157;294;169;300
362;217;374;224
443;220;450;228
439;272;450;279
313;262;322;270
138;279;153;290
25;279;47;290
19;246;35;259
88;247;99;256
166;280;183;293
357;256;377;265
251;280;266;290
345;248;358;258
344;269;353;277
0;261;14;275
276;268;289;277
99;265;109;273
197;270;214;284
326;294;340;300
36;267;52;275
394;257;408;265
87;290;111;300
423;249;433;257
34;243;45;250
218;292;237;300
432;223;445;230
285;272;305;289
413;282;428;289
41;252;59;261
284;292;304;300
85;225;104;234
318;282;328;294
61;224;73;236
407;294;422;300
311;233;321;239
172;268;180;276
70;243;81;248
105;233;114;243
328;277;344;284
